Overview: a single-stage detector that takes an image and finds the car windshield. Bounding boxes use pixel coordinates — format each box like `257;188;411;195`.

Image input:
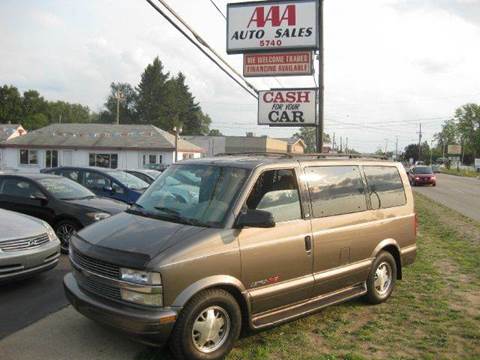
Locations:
106;171;149;190
413;167;433;174
38;177;95;200
132;164;249;227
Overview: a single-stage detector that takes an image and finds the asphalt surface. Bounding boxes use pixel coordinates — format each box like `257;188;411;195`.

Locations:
413;173;480;221
0;307;145;360
0;255;71;339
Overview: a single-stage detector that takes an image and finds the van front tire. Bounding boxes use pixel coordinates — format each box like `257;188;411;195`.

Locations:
366;251;397;304
169;288;242;360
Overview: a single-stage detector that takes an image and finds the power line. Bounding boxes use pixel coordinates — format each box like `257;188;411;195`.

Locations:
145;0;258;99
208;0;226;20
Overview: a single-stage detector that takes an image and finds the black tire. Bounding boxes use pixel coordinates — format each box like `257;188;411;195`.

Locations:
169;288;242;360
365;251;397;304
54;219;80;254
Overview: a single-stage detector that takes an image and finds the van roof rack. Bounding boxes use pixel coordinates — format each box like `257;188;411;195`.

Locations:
214;152;388;160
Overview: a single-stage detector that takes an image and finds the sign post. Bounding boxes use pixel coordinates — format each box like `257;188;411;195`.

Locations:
316;0;323;153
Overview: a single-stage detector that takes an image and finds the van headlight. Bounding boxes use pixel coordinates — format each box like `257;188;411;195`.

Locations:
86;212;111;221
120;289;163;307
120;268;162;285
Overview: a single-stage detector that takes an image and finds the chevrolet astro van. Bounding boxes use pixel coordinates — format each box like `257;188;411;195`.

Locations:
64;154;417;360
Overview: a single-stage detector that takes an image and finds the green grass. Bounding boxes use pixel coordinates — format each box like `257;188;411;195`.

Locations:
440;168;479;178
137;194;480;360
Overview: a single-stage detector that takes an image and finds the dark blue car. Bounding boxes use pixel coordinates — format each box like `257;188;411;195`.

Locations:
41;167;149;204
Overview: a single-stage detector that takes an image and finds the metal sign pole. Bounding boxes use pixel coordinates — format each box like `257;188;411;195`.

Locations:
316;0;324;153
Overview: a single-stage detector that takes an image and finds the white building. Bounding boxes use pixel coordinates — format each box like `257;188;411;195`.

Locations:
0;123;202;171
0;123;27;169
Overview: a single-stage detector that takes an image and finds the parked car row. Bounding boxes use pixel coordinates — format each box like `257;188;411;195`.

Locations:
0;166;163;282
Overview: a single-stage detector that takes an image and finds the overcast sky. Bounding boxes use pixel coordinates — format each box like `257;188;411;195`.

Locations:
1;0;479;152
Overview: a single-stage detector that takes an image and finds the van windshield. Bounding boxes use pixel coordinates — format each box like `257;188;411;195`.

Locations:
131;164;249;227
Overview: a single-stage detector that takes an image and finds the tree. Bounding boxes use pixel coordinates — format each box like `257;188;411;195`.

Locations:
101;82;138;124
208;129;223;136
293;128;330;153
22;90;48;118
0;85;23;123
402;142;431;163
455;103;480;161
136;57;170;126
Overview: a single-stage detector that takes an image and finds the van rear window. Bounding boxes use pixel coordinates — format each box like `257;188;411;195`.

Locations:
363;166;406;209
305;166;367;218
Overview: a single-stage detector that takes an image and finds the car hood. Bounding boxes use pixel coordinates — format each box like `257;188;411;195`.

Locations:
72;211;206;269
0;209;46;241
65;197;128;214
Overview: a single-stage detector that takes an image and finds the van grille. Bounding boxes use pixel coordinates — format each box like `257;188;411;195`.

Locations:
0;233;49;252
71;248;120;279
77;272;122;301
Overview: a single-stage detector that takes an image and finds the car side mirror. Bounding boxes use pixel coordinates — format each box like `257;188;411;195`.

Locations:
103;186;114;193
236;209;275;228
31;193;48;203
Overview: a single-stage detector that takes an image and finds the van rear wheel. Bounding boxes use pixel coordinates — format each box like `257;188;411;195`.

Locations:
365;251;397;304
169;289;242;360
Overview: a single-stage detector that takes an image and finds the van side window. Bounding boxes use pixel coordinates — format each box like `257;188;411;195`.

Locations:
305;166;367;218
363;166;406;209
246;169;302;222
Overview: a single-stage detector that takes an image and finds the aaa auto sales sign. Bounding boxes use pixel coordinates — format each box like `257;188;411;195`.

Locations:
258;89;317;126
227;0;319;54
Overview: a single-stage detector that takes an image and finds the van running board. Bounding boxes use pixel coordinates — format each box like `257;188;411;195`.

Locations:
251;283;367;329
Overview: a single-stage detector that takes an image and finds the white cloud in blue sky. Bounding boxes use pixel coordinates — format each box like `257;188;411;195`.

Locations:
1;0;479;152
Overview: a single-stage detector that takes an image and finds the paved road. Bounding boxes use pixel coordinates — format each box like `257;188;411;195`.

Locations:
413;173;480;221
0;255;70;339
0;307;146;360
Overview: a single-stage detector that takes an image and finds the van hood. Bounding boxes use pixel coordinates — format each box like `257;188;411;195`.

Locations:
72;211;206;269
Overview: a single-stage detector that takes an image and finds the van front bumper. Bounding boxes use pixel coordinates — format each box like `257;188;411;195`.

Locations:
64;273;177;346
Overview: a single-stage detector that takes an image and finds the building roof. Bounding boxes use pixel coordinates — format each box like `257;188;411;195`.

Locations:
0;124;23;142
1;123;202;152
276;137;306;147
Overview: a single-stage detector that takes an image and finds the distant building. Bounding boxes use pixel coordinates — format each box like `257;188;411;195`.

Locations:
0;124;27;169
0;123;202;171
185;134;304;157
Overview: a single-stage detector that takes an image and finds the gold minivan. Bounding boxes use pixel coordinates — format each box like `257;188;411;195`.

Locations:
64;154;416;360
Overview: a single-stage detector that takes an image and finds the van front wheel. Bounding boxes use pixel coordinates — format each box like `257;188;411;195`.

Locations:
365;251;397;304
169;289;242;360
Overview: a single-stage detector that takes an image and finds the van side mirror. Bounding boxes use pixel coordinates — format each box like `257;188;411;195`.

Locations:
236;209;275;228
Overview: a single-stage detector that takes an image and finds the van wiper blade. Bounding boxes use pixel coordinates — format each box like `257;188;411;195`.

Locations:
154;206;181;216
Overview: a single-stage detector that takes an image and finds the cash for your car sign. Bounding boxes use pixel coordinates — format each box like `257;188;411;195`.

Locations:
227;0;319;54
258;89;317;126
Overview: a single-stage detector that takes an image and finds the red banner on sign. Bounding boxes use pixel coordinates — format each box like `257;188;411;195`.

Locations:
244;51;313;77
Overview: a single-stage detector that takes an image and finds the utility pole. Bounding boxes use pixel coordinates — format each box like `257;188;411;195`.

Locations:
316;0;324;153
384;138;389;155
115;90;124;125
173;126;182;163
395;136;399;160
332;132;336;152
345;137;349;155
340;136;343;153
417;123;422;161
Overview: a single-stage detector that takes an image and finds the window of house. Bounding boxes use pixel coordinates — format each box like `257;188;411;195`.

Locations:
182;153;195;160
246;169;302;223
142;153;162;169
45;150;58;168
89;153;118;168
19;149;38;165
363;166;406;209
306;166;367;218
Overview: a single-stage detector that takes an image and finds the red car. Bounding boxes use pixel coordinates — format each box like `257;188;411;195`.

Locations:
408;166;436;186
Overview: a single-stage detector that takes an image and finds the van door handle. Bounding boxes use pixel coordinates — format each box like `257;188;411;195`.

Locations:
304;235;312;253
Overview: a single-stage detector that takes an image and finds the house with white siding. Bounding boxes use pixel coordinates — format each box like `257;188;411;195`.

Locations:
0;123;202;171
0;123;27;169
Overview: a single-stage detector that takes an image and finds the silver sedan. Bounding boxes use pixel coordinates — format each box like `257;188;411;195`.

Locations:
0;209;60;283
